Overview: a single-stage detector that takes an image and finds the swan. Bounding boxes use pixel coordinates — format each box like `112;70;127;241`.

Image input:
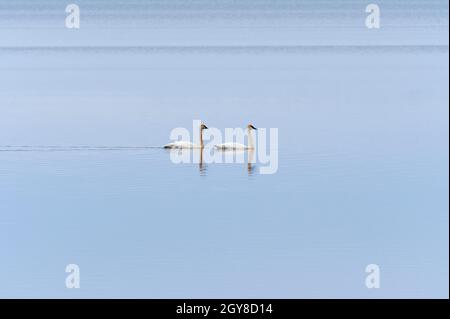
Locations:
215;124;257;150
163;123;208;149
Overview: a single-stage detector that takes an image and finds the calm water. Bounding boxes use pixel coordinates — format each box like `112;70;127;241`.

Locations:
0;0;448;298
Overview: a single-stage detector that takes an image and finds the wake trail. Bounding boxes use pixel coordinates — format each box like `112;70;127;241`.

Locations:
0;146;163;152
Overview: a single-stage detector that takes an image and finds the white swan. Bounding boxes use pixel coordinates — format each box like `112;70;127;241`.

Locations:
215;124;257;150
163;123;208;149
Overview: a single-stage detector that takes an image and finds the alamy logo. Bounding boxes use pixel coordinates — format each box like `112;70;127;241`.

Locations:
165;120;279;175
65;4;80;29
365;4;381;29
365;264;380;289
65;264;80;288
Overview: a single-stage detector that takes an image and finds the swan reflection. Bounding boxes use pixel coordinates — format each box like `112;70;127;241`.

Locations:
165;146;256;176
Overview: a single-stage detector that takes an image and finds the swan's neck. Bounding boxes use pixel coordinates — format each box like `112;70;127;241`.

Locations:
200;128;204;148
248;128;255;149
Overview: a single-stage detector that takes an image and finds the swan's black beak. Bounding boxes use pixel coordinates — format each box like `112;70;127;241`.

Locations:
204;125;208;129
251;125;257;130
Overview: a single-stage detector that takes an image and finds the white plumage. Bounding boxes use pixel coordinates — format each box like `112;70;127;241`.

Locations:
163;123;208;149
163;141;201;149
214;142;248;150
214;124;257;150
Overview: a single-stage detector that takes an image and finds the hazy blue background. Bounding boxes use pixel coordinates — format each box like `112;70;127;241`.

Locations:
0;0;448;298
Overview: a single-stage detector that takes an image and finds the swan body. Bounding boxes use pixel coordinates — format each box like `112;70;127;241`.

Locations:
164;141;201;149
214;124;257;150
214;142;250;150
164;123;208;149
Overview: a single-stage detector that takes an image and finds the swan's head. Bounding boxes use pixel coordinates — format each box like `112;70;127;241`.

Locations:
200;124;208;130
247;124;257;130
